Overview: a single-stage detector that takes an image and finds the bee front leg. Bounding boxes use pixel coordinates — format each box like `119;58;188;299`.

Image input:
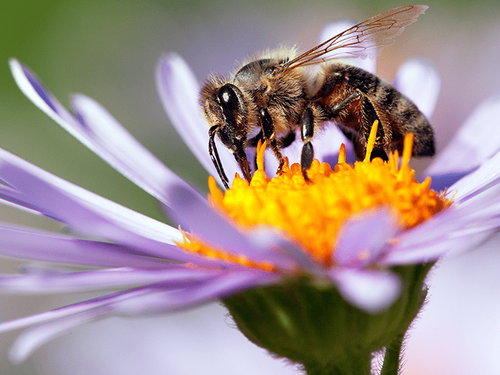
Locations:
233;140;252;183
259;108;286;174
209;125;230;189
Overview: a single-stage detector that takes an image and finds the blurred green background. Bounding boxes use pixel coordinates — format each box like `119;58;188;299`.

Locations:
0;0;499;374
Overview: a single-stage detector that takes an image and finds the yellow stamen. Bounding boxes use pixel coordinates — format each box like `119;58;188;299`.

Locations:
364;120;379;162
179;123;452;270
338;144;346;164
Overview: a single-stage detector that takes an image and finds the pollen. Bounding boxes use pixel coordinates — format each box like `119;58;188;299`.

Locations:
183;121;452;269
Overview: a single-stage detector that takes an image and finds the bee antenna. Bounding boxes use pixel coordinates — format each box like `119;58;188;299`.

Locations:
209;125;230;190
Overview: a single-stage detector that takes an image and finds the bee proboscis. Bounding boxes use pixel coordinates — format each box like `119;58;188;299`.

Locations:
200;5;434;189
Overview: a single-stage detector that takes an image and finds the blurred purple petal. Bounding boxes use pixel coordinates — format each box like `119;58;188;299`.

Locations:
0;225;172;268
156;54;240;186
8;269;280;363
393;59;440;118
386;229;491;266
0;197;44;216
448;149;500;203
9;306;106;363
10;59;191;206
249;226;321;274
0;266;219;294
385;193;500;264
111;270;280;316
426;94;500;177
0;270;278;335
428;171;473;193
0;288;135;334
313;125;357;166
334;207;400;267
330;268;401;313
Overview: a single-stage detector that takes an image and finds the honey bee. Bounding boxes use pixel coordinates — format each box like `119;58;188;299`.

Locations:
200;5;434;189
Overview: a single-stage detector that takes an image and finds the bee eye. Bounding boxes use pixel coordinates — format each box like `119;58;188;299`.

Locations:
218;84;239;111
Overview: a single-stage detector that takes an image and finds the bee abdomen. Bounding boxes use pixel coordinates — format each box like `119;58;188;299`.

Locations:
395;99;435;156
408;113;435;156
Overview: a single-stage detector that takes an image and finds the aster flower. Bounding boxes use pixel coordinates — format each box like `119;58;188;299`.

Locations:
1;20;500;375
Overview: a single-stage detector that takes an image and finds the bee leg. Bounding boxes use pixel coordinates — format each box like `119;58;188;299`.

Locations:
259;108;286;174
329;91;388;161
247;130;264;147
208;125;230;189
330;91;361;117
300;107;315;181
247;130;294;172
247;130;264;171
361;97;388;161
233;140;253;183
277;130;296;148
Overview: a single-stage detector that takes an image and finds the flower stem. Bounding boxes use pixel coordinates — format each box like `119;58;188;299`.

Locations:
380;333;404;375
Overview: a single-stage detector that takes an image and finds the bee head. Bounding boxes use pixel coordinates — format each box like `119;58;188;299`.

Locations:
201;79;253;187
200;79;250;152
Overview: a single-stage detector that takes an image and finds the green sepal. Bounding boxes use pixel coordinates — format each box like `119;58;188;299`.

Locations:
223;263;432;374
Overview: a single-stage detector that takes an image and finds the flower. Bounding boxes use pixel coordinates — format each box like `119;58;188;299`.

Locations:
1;20;500;373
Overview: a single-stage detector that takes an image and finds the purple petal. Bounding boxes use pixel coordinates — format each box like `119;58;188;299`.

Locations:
426;94;500;177
3;270;279;362
110;270;280;316
333;207;400;267
313;125;357;166
319;20;376;73
384;193;500;265
155;54;240;186
0;225;172;268
10;59;191;206
448;149;500;203
9;60;77;134
71;94;189;204
428;171;473;193
9;306;107;363
393;59;440;119
386;229;491;266
0;197;43;216
0;266;219;294
0;148;210;264
164;182;301;270
0;288;140;334
249;226;322;274
329;268;401;313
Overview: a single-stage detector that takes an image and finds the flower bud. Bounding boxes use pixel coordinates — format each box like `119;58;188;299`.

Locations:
224;263;431;374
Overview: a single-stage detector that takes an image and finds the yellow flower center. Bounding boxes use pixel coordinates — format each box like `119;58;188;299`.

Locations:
179;121;452;270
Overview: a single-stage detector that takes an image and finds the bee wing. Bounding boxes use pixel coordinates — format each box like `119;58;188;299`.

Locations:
285;5;428;69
